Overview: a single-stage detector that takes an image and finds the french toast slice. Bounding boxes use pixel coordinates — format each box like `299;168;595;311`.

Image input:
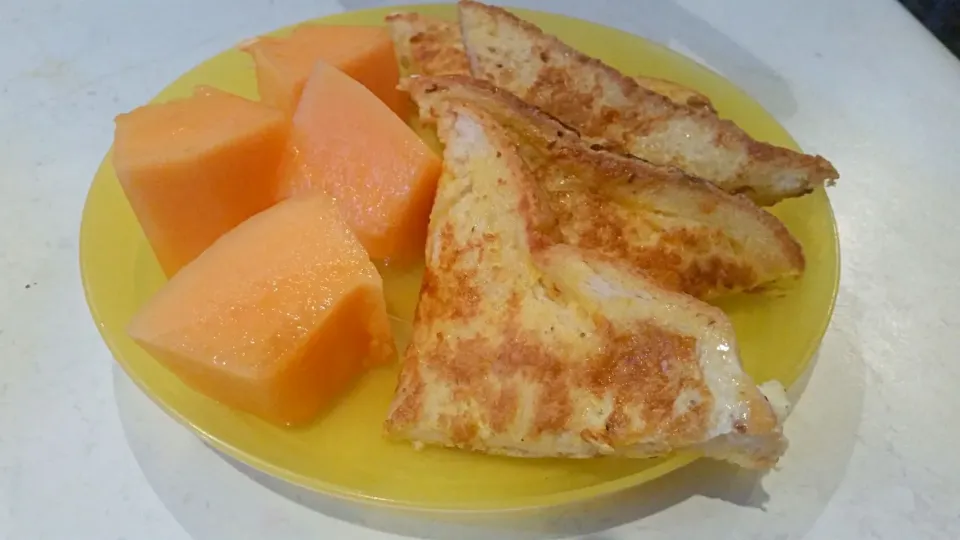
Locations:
403;75;804;300
385;12;471;77
383;101;788;469
458;0;839;206
385;11;714;109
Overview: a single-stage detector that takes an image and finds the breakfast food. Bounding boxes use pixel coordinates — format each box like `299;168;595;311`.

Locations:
631;75;715;111
386;13;471;77
113;86;288;277
242;24;407;116
277;60;442;262
404;76;804;299
127;193;395;427
113;1;840;472
383;103;787;468
385;11;714;110
458;0;839;206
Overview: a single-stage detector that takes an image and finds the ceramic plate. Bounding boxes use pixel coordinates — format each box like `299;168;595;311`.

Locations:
80;4;839;512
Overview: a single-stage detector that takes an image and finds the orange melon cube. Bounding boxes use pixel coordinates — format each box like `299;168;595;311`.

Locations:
278;61;441;262
243;24;407;117
127;193;396;426
113;86;288;277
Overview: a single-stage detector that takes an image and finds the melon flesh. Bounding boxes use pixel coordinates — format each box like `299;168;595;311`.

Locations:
278;61;441;262
243;24;407;117
127;193;396;426
113;86;288;277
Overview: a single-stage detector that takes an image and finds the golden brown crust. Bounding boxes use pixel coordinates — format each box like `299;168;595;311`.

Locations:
634;75;714;111
385;10;714;109
458;0;839;206
385;12;471;76
392;321;715;446
383;102;786;465
403;75;804;299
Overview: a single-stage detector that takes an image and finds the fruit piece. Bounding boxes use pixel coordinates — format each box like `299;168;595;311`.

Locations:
127;193;396;426
113;86;288;277
278;61;442;262
243;24;407;117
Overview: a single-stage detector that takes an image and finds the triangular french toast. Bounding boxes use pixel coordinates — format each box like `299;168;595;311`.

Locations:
458;0;839;206
383;99;788;469
385;11;714;109
403;75;804;300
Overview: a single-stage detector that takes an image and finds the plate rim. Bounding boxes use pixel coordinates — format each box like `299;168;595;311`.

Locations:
79;3;841;513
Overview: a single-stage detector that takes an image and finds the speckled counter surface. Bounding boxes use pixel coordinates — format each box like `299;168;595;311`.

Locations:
2;0;959;538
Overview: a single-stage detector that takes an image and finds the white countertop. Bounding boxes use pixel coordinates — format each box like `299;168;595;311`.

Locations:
3;0;959;538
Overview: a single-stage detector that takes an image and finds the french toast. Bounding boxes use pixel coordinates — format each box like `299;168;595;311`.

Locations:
385;11;714;110
403;75;804;300
458;0;839;206
385;12;471;77
383;101;788;469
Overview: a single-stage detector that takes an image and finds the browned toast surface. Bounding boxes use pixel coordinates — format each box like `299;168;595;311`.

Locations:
384;98;787;468
386;12;471;76
404;75;805;300
385;11;714;110
458;0;839;206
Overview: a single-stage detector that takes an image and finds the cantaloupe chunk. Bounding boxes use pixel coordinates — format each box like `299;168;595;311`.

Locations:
127;193;396;426
278;61;441;262
114;86;288;277
243;24;407;117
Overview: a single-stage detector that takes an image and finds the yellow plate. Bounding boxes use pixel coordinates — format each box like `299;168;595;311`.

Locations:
80;4;839;513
